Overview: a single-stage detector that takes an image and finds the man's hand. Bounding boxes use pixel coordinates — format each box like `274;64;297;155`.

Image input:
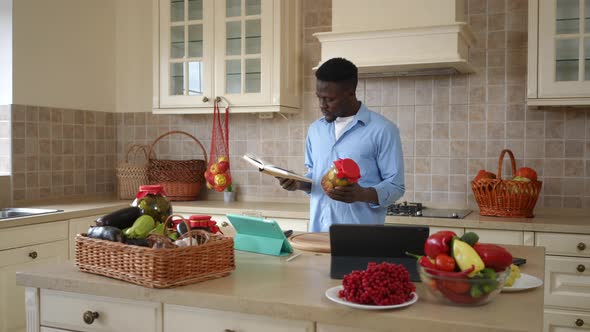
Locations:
277;177;312;193
326;183;378;204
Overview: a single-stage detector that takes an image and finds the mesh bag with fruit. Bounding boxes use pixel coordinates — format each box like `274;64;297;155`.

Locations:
205;99;232;192
321;158;361;193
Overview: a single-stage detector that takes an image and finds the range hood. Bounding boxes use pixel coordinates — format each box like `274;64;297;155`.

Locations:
313;0;476;77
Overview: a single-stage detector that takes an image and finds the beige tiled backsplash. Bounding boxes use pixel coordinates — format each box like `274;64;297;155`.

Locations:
5;0;590;208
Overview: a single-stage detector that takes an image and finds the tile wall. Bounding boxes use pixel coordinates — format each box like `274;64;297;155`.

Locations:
7;0;590;207
0;105;10;174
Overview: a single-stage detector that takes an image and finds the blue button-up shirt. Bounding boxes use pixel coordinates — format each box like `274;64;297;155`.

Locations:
305;103;405;232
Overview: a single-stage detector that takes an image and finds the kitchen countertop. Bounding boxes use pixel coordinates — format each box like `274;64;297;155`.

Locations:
3;197;590;234
16;245;544;332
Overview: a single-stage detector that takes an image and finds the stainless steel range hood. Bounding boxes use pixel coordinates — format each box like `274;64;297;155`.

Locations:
313;0;476;77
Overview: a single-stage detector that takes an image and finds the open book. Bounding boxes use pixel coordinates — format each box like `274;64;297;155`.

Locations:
242;153;312;183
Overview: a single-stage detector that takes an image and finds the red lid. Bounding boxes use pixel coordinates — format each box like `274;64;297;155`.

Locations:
333;158;361;183
188;215;212;221
136;184;167;199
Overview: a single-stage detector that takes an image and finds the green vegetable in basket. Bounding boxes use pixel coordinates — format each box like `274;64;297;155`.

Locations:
124;215;156;239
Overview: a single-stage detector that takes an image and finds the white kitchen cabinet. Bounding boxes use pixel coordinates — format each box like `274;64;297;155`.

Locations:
40;290;162;332
164;304;314;332
528;0;590;106
544;308;590;331
69;216;102;260
317;323;378;332
0;221;69;332
153;0;301;114
535;232;590;331
465;228;528;245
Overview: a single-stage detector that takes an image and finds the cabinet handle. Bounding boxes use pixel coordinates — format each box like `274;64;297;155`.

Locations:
221;221;229;227
202;96;209;103
83;311;99;324
575;319;584;327
578;242;586;251
577;264;586;273
28;251;38;259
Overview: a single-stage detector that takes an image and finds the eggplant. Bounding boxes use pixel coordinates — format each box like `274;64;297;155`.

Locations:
87;226;124;242
95;207;142;229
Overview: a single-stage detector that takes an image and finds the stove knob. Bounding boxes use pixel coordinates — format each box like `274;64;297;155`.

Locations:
451;212;458;218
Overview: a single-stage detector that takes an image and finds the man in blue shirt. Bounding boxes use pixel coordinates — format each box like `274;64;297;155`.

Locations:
278;57;405;232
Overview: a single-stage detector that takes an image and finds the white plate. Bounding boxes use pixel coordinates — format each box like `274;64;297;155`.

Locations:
325;286;418;310
502;273;544;292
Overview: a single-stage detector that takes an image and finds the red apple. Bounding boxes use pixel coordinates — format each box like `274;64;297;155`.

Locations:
473;170;496;182
515;167;537;181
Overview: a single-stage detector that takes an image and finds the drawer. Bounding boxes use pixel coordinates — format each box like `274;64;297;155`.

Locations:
544;255;590;310
536;232;590;257
318;323;379;332
0;220;68;251
40;289;161;332
544;308;590;332
164;304;314;332
465;228;525;245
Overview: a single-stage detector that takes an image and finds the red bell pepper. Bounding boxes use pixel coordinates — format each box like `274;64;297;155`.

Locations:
406;251;435;269
473;243;513;272
424;231;457;259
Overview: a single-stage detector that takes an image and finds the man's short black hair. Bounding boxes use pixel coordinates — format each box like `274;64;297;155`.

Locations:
315;57;358;91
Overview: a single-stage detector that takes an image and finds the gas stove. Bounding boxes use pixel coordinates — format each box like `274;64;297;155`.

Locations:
387;202;472;219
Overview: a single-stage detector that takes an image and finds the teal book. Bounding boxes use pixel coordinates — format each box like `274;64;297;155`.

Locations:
227;214;294;256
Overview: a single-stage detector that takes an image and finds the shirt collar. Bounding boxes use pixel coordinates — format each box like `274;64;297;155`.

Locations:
320;102;370;125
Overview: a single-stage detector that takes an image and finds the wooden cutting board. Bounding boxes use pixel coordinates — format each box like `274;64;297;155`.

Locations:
289;232;330;253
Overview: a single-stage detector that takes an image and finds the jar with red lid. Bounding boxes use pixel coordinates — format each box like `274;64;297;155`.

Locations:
131;185;172;224
321;158;361;193
175;215;222;235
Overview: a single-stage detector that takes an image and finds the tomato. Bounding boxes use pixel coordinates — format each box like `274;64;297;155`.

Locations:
435;253;456;272
439;279;471;294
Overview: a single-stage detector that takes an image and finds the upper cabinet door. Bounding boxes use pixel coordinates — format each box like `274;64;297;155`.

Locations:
154;0;301;114
214;0;273;106
529;0;590;105
158;0;215;108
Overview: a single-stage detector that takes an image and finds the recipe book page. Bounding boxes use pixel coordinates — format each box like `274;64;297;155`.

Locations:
242;153;312;183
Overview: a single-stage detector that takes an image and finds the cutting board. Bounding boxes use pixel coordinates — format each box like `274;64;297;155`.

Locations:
289;232;330;253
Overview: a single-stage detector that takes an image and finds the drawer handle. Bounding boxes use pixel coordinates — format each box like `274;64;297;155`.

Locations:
575;319;584;327
202;96;209;103
221;221;229;227
224;330;236;332
28;251;38;259
83;311;99;324
578;242;587;251
577;264;586;273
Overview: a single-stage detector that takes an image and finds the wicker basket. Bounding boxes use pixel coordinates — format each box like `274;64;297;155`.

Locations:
147;131;208;201
75;217;235;288
116;144;150;200
471;149;542;218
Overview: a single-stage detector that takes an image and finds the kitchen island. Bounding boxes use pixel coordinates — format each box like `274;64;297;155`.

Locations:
16;245;544;332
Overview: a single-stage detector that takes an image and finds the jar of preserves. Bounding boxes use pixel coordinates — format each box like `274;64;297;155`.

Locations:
131;185;172;224
321;158;361;193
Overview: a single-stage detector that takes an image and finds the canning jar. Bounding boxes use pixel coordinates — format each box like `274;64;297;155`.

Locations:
131;185;172;224
321;158;361;193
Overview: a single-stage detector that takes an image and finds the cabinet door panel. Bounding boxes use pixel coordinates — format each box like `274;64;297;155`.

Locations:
544;308;590;332
465;229;524;245
0;241;68;332
164;304;314;332
544;255;590;310
0;220;68;251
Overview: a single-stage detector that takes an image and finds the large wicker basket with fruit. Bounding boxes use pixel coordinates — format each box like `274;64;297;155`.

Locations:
471;149;542;218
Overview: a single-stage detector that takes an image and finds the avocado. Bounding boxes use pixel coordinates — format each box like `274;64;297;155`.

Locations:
95;207;142;229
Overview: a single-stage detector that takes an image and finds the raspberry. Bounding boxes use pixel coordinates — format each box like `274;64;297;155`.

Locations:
339;262;416;306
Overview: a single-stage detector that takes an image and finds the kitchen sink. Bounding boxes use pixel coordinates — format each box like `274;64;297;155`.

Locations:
0;208;63;220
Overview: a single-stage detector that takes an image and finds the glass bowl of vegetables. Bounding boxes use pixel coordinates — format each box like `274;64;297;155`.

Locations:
418;262;510;306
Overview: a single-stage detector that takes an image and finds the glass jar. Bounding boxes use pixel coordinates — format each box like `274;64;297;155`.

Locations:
131;185;172;224
321;158;361;193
